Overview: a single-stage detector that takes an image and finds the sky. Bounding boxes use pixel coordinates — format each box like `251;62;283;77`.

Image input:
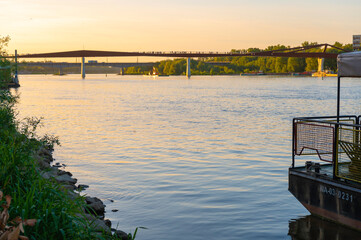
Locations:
1;0;361;59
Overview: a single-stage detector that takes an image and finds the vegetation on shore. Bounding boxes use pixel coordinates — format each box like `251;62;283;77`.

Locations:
126;41;352;75
0;36;13;85
1;89;89;239
2;85;124;239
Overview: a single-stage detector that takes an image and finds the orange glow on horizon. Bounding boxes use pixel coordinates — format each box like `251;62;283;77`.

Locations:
2;0;359;55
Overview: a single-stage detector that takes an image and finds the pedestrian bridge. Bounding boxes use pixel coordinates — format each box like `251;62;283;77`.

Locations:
5;43;347;79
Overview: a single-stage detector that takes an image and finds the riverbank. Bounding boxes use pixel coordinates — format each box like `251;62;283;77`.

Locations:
35;146;130;239
0;87;130;239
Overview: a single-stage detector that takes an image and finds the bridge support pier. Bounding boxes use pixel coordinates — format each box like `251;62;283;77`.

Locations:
13;50;19;85
81;57;86;79
317;58;325;72
186;57;191;78
119;67;124;75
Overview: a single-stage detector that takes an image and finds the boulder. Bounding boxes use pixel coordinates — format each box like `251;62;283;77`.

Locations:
104;219;111;228
66;190;80;200
77;184;89;191
85;201;105;216
61;184;76;191
76;213;111;235
85;196;103;205
48;167;60;176
40;171;52;180
58;170;72;176
34;155;51;169
114;230;129;240
37;147;53;163
55;174;77;185
89;218;111;234
85;196;106;216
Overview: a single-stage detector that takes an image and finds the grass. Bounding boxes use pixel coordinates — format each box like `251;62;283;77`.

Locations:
0;87;131;239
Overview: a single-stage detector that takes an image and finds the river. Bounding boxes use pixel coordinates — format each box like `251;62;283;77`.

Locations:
12;75;361;239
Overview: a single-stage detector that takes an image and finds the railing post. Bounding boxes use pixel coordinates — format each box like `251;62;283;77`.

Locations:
337;76;341;123
356;116;360;145
334;76;341;179
292;119;296;168
333;123;339;180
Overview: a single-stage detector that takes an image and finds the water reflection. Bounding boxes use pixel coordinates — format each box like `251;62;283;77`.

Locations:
289;215;361;240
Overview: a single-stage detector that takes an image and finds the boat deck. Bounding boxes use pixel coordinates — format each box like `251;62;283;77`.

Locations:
292;162;361;189
294;163;333;174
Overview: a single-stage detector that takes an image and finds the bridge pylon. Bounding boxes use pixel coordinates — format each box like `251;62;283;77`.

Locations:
317;58;325;72
13;50;19;85
81;57;86;79
186;57;191;78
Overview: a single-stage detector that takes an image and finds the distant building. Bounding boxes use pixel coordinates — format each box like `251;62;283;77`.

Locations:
353;35;361;51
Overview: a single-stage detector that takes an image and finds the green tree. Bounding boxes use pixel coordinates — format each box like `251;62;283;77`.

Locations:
287;57;306;72
305;58;318;71
257;57;268;72
0;35;12;83
0;35;10;56
275;57;288;73
163;61;172;74
301;41;318;47
247;48;261;53
266;58;276;72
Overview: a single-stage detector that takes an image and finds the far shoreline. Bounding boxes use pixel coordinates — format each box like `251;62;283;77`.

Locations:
16;72;318;77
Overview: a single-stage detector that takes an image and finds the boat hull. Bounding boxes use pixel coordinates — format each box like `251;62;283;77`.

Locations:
289;168;361;231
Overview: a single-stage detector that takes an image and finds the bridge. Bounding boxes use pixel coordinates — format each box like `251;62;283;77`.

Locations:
5;43;347;79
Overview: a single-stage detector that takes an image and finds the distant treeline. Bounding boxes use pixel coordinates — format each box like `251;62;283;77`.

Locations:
125;41;352;75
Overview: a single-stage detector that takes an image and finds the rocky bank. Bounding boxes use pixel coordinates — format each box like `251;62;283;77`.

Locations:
34;146;129;239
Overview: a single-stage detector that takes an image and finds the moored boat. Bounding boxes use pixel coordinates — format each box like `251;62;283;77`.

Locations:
143;66;168;77
240;71;265;76
289;51;361;231
312;69;337;77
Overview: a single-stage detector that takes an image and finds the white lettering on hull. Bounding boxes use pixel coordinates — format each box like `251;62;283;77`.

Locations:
320;185;354;202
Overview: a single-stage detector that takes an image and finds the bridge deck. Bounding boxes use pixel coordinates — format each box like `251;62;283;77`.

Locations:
4;44;346;59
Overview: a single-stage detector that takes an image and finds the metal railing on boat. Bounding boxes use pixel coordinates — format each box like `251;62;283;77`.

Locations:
292;115;361;184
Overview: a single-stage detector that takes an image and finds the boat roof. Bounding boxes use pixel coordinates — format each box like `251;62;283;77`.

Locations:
337;51;361;77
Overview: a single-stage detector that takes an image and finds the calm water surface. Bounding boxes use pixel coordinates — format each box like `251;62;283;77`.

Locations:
12;75;361;239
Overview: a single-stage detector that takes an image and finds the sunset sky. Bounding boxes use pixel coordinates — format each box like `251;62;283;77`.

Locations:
1;0;360;57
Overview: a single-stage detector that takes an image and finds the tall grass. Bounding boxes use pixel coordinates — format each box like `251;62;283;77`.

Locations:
0;88;122;239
